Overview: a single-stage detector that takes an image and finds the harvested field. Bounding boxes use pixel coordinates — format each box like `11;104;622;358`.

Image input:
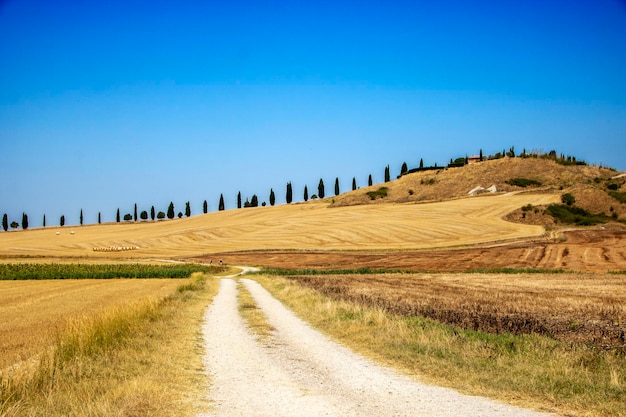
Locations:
0;279;183;370
0;193;558;260
282;272;626;351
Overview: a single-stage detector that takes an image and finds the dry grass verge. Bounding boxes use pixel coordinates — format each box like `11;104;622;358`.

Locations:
252;274;625;417
0;273;219;417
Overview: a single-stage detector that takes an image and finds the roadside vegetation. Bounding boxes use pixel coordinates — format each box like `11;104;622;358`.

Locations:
252;273;625;417
0;272;219;417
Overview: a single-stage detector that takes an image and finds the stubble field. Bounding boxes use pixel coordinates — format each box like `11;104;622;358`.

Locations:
0;279;184;370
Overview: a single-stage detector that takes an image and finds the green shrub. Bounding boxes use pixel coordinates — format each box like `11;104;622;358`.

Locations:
546;204;608;226
505;178;542;188
607;183;619;191
561;193;576;206
366;187;389;200
608;191;626;203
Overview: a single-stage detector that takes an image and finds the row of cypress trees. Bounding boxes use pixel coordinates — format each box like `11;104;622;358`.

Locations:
2;164;399;230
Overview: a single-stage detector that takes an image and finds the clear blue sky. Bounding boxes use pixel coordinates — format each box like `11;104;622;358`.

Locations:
1;0;625;226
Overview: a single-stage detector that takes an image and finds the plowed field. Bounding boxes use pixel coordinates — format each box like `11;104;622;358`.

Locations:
198;229;626;273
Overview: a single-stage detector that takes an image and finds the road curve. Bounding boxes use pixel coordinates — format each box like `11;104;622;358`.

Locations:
200;276;551;417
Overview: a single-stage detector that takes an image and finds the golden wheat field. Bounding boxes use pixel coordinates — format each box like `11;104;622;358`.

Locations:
0;192;559;260
0;279;183;370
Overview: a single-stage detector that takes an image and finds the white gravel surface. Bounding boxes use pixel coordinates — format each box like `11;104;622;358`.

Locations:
200;276;551;417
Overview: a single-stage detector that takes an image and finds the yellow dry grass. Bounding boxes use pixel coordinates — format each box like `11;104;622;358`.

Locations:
0;279;183;370
0;192;559;260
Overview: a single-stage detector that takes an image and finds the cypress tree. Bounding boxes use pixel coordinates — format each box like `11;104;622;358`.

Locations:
80;209;83;226
384;165;390;182
203;200;208;214
479;149;483;162
116;208;120;223
270;189;276;206
185;201;191;217
60;215;65;227
318;178;325;199
134;204;138;221
237;192;242;209
334;177;340;196
151;206;155;220
43;214;46;228
286;182;293;204
251;194;259;207
21;213;28;230
98;212;101;224
368;174;373;187
167;202;175;219
2;213;8;231
400;162;408;176
219;194;225;211
420;158;424;169
304;186;308;202
352;177;357;191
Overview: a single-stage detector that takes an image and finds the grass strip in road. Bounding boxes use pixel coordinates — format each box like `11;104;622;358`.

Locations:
0;272;219;417
237;281;275;341
252;274;625;417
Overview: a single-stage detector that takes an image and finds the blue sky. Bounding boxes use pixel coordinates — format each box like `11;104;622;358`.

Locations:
1;0;625;226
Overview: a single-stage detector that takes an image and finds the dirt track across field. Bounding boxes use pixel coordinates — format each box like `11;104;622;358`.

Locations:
200;276;549;417
197;229;626;273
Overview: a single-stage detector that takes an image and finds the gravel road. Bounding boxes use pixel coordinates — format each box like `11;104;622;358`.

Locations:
200;276;550;417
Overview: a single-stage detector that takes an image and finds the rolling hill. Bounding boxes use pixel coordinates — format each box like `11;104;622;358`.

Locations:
0;157;624;271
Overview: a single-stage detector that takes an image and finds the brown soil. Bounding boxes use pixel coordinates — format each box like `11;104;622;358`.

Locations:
193;229;626;273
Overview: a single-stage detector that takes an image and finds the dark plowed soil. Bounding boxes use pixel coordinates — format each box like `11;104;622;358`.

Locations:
193;230;626;273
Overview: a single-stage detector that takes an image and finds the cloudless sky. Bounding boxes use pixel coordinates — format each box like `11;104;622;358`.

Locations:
1;0;625;226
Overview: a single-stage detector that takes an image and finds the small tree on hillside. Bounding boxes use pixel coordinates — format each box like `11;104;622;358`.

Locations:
151;206;155;220
334;177;340;196
203;200;208;214
98;212;101;224
22;213;28;230
304;185;308;201
219;194;225;211
368;174;373;187
80;209;83;226
10;221;18;229
167;202;175;219
60;215;65;227
185;201;191;217
2;213;8;231
286;182;293;204
420;158;424;169
400;162;408;176
384;165;390;182
479;149;483;162
562;193;576;206
237;192;242;209
251;195;259;207
124;213;132;221
352;177;357;191
116;208;120;223
318;178;325;199
140;210;148;221
43;214;46;228
134;204;138;221
269;189;276;206
157;211;166;220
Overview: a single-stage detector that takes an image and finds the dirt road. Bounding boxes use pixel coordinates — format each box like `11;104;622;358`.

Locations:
200;276;550;417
